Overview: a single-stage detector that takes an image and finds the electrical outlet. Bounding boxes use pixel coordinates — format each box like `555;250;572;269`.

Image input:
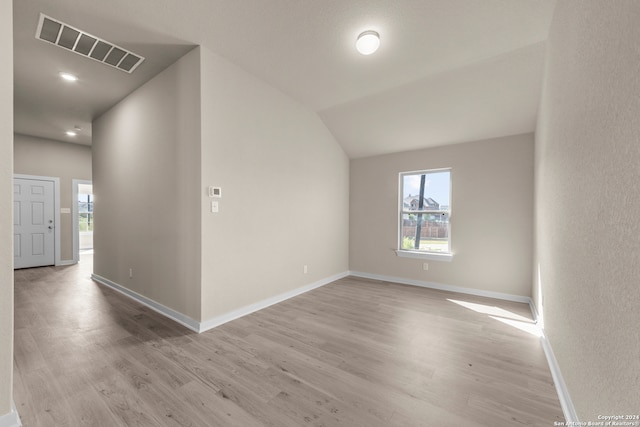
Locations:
423;262;429;271
303;265;308;274
129;268;133;278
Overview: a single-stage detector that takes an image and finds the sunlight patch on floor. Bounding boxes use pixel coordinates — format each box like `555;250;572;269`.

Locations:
447;298;542;337
490;316;542;337
447;299;532;322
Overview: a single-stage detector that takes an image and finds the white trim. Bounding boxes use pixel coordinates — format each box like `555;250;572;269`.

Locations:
72;179;92;263
90;274;201;333
199;271;350;333
395;250;453;262
527;301;579;424
349;271;531;303
0;401;22;427
57;259;76;266
13;174;61;267
539;335;579;423
91;271;349;334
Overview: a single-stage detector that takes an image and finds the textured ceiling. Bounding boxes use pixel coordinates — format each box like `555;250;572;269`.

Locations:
13;0;556;156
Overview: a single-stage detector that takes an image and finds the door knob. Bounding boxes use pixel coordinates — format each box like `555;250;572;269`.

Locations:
48;225;53;230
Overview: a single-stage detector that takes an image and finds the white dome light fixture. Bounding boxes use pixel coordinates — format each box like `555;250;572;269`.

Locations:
356;30;380;55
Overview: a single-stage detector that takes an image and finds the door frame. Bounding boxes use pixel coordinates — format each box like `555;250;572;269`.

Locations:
13;174;62;266
72;179;92;263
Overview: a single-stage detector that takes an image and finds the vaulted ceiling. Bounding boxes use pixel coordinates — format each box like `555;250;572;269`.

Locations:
13;0;556;157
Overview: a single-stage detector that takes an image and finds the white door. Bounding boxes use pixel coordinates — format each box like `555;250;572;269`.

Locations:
14;178;55;269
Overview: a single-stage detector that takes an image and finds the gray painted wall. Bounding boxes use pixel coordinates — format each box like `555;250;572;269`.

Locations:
14;134;92;262
92;48;202;321
350;133;534;297
534;0;640;419
0;1;12;417
199;47;350;320
92;46;349;326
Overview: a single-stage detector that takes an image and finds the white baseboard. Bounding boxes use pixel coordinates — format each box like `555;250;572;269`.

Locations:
0;401;22;427
92;271;349;334
539;334;579;423
91;274;201;333
527;302;579;424
348;271;532;304
527;298;541;329
57;259;76;266
199;271;350;333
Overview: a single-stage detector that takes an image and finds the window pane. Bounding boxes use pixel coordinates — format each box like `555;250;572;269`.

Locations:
401;213;449;252
79;213;88;232
402;171;450;211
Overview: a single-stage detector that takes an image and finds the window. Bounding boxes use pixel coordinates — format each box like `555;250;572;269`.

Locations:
398;169;452;261
78;192;93;232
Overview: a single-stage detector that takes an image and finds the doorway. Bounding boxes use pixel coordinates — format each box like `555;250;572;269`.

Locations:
72;179;93;263
13;175;61;269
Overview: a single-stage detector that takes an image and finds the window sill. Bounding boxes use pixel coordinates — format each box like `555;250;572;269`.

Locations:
395;250;454;262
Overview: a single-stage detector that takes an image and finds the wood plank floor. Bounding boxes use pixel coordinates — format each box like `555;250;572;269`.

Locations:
13;256;564;426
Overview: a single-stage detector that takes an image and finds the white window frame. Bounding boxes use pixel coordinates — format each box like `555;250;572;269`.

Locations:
396;168;453;262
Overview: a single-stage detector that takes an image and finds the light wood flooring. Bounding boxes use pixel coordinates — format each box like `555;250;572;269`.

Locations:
13;256;564;426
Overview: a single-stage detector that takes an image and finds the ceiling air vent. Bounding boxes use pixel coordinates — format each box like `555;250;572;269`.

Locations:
35;13;144;74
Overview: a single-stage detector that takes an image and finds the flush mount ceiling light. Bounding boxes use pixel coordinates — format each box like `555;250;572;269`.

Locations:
59;72;78;82
356;30;380;55
66;130;77;137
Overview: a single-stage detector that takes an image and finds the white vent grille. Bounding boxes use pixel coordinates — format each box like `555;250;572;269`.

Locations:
35;13;144;74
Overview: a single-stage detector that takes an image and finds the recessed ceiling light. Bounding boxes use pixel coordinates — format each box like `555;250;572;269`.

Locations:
356;30;380;55
66;131;77;137
59;72;78;82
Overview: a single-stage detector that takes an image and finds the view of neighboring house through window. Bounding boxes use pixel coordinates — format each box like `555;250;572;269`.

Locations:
78;187;93;250
399;169;451;255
